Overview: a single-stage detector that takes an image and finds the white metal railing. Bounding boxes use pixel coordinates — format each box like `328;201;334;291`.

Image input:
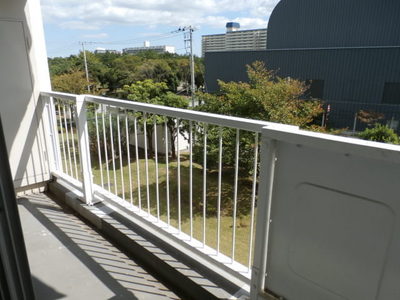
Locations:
40;91;400;299
40;91;297;295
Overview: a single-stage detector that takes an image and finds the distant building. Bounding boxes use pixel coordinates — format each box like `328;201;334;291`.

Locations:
205;0;400;130
201;22;267;56
94;48;120;54
123;41;175;55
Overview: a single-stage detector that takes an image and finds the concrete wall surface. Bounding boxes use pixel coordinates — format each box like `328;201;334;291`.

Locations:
0;0;52;189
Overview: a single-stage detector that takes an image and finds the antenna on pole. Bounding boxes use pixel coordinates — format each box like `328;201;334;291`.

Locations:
79;41;90;93
174;26;196;107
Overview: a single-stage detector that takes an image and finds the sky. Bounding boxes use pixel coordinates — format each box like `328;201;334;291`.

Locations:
41;0;281;58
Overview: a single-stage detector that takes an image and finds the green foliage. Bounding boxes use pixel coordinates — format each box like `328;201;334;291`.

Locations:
124;79;169;103
195;61;323;174
48;51;204;96
52;71;89;94
358;123;399;144
197;61;323;126
123;79;189;157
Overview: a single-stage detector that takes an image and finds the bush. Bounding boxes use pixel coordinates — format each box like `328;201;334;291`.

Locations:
358;124;399;144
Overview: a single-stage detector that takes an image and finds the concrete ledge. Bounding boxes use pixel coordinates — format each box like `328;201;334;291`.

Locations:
47;179;247;299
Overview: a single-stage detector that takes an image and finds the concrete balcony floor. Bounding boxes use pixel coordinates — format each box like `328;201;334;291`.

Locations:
18;193;179;300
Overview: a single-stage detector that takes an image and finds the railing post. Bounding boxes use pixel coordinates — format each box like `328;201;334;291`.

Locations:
41;94;62;173
250;126;277;300
75;95;93;205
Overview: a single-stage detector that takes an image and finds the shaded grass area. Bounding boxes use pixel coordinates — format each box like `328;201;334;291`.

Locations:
58;127;257;266
91;150;257;267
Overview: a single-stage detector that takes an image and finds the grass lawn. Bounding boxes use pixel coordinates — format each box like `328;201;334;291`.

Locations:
59;127;257;267
90;151;257;267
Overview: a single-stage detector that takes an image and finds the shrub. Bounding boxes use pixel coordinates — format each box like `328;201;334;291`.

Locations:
358;124;399;144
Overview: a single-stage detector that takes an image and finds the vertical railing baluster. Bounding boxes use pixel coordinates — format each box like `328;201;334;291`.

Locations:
143;113;150;215
202;124;208;246
75;95;93;205
232;129;240;262
125;111;133;205
117;111;125;200
154;116;160;221
250;134;277;299
44;93;274;278
57;102;68;173
102;107;110;192
134;113;142;210
248;133;259;270
62;104;73;176
217;126;223;254
68;104;79;179
177;119;181;232
189;121;193;239
95;109;104;188
109;111;118;195
165;118;170;226
46;96;62;173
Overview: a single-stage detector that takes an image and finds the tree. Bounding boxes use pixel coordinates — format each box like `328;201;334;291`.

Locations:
123;79;188;157
48;56;75;77
195;61;323;174
48;51;206;98
134;59;179;92
357;110;384;127
198;61;322;126
52;70;89;94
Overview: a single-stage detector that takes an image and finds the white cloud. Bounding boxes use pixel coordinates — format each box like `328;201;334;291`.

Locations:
82;32;109;39
41;0;280;30
60;21;100;30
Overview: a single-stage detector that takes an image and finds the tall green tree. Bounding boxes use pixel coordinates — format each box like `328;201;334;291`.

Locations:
123;79;188;157
52;70;89;94
195;61;323;174
198;61;322;126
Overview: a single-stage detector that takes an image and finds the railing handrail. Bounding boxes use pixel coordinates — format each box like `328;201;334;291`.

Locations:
41;91;77;102
41;91;298;133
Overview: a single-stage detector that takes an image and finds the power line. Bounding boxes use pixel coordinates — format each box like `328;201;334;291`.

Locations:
82;31;182;46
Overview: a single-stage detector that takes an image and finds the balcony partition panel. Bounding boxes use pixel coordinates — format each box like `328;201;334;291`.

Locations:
251;127;400;300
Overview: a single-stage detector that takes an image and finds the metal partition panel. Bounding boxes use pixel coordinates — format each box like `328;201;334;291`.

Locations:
260;128;400;300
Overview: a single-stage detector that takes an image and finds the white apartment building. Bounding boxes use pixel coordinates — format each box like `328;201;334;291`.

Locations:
202;22;267;56
94;48;121;54
123;41;175;55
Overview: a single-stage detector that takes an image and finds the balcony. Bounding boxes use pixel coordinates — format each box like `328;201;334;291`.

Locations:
34;91;288;299
3;90;398;299
2;1;400;297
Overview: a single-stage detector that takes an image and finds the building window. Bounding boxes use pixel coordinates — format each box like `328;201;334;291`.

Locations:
305;80;324;99
382;82;400;104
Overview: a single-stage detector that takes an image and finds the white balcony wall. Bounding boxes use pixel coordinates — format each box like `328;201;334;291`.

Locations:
0;0;51;189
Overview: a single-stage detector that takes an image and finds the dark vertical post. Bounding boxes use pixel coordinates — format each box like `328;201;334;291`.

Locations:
0;117;35;300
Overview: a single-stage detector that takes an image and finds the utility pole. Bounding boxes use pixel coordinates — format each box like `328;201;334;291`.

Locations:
175;26;196;107
80;42;90;93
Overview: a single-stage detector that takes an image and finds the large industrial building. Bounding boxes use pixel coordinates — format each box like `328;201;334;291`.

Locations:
202;22;267;56
205;0;400;129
